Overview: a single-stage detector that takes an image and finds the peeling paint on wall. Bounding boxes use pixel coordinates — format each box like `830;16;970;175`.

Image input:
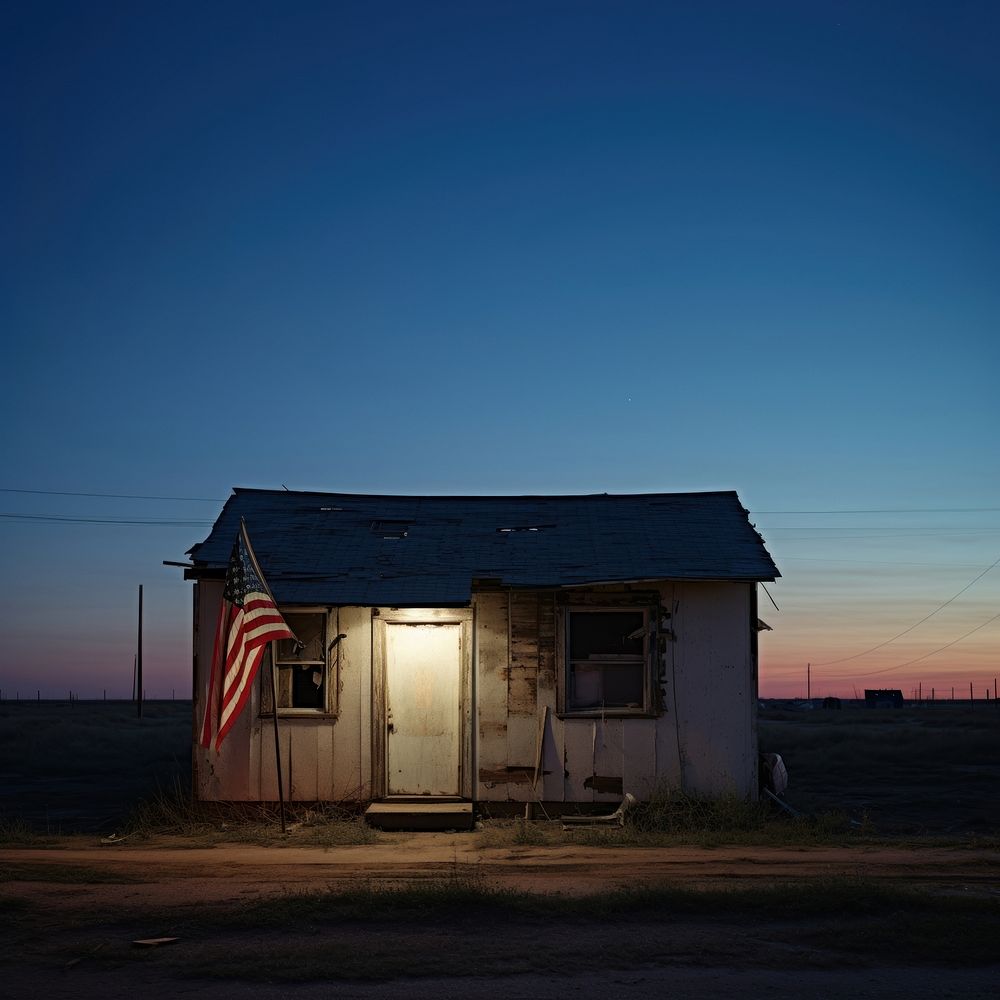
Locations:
584;774;624;795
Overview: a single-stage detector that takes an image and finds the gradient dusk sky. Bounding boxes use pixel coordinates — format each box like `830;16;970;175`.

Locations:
3;1;998;701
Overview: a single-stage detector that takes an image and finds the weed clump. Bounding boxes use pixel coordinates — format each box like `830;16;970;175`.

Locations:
629;788;771;835
0;816;57;847
121;778;378;846
565;786;862;847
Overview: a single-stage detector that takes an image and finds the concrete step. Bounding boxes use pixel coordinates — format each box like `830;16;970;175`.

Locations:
364;800;473;831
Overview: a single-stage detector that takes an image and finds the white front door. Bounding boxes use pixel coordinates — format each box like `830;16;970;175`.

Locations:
385;622;461;796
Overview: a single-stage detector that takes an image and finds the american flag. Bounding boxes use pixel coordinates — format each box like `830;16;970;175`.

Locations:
200;521;296;750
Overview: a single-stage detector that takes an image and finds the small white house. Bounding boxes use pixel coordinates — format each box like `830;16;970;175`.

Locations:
181;489;779;818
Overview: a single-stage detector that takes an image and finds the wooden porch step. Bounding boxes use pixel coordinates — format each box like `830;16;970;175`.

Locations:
364;801;474;831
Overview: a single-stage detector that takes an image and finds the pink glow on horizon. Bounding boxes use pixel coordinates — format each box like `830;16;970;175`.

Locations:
759;641;999;700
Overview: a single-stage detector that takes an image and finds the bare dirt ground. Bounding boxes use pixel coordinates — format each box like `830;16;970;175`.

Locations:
3;704;1000;996
9;962;1000;1000
6;834;1000;901
4;836;1000;999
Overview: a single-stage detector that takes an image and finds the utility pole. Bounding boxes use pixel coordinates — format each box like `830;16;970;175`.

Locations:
137;584;143;720
807;662;811;701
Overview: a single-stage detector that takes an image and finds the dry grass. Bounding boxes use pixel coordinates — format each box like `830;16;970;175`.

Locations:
759;705;1000;834
0;700;191;835
3;700;998;845
121;778;379;846
4;876;999;980
476;791;865;849
0;700;378;845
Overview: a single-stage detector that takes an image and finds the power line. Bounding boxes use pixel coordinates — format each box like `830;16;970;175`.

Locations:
0;513;213;526
3;490;999;513
0;488;224;502
810;552;1000;666
766;526;999;532
752;507;1000;514
766;531;1000;541
779;556;987;568
829;612;1000;678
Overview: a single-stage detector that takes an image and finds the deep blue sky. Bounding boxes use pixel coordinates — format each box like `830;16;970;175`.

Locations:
3;1;998;698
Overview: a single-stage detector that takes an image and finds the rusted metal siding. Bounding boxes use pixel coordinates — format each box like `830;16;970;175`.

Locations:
506;591;545;794
508;591;539;715
475;593;510;799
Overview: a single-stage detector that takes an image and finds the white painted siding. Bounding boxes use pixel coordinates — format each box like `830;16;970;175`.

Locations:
193;580;758;804
194;594;372;803
669;581;756;797
473;581;758;804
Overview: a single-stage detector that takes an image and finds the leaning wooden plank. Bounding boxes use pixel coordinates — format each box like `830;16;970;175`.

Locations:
533;704;550;789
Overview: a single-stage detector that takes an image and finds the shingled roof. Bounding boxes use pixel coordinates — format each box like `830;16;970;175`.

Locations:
186;489;779;605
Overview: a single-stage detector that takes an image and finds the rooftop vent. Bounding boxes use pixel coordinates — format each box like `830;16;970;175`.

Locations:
371;519;412;539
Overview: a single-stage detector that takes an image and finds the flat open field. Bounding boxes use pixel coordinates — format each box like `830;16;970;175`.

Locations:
1;701;999;997
2;700;999;834
0;700;192;833
758;704;1000;833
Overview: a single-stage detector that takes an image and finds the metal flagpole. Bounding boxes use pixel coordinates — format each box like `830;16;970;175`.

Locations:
239;519;295;835
269;651;287;834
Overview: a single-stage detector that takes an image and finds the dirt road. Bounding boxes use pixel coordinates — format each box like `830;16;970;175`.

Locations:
6;834;1000;905
4;837;999;999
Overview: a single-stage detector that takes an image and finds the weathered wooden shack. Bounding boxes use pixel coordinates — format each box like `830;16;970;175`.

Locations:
182;489;779;818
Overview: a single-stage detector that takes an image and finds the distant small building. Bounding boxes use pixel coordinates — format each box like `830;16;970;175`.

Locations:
864;688;905;709
822;696;842;710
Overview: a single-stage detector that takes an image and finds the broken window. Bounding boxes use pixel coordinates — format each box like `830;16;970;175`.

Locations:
261;610;334;715
565;608;649;713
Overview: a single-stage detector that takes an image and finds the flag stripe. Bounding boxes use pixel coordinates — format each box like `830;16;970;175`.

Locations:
220;614;292;698
200;523;299;751
216;644;267;747
222;607;293;681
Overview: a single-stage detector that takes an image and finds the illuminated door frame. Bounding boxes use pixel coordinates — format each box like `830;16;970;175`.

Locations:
372;608;473;799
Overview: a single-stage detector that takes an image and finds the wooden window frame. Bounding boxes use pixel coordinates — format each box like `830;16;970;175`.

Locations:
558;605;655;718
260;607;339;718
